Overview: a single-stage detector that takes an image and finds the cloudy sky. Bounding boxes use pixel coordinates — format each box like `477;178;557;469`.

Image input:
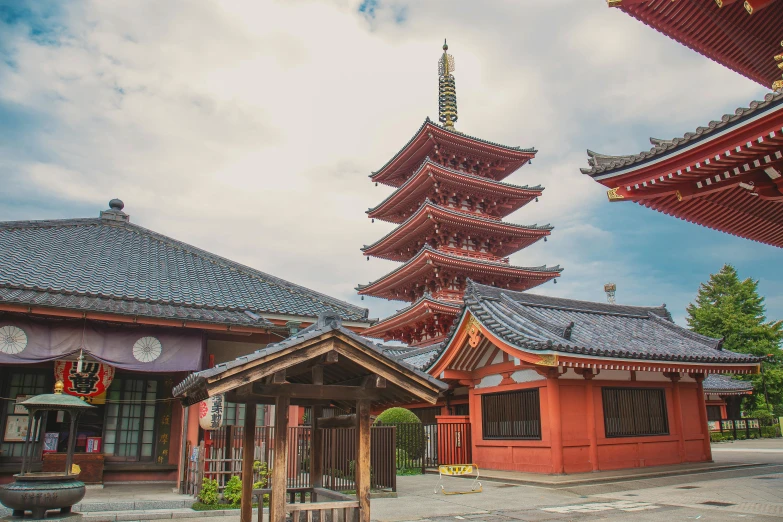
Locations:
0;0;780;326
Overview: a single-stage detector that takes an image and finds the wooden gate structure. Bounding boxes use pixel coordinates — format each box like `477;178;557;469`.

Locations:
174;314;446;522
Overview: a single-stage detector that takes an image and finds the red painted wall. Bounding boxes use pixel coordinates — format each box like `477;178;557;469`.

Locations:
469;377;711;474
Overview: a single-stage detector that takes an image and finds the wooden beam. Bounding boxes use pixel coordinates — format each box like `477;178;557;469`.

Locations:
270;395;290;522
240;402;256;522
439;369;472;380
251;382;382;401
272;370;286;384
223;391;332;407
206;340;336;396
331;336;440;403
312;366;324;386
361;374;386;389
355;399;371;522
316;414;378;429
324;350;339;364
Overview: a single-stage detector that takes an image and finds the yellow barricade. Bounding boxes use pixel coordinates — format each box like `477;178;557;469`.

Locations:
434;464;482;495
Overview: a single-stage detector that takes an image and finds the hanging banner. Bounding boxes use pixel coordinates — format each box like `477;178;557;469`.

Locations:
54;360;115;400
199;395;224;430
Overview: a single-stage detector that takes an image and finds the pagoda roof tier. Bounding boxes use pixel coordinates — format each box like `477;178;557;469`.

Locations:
361;201;553;262
367;159;544;224
582;91;783;247
356;245;562;302
370;119;537;187
609;0;783;90
362;295;460;345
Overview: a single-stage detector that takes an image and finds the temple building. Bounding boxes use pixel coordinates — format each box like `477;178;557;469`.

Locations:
358;41;562;347
355;41;762;474
393;281;761;473
583;0;783;247
0;200;370;485
703;374;754;421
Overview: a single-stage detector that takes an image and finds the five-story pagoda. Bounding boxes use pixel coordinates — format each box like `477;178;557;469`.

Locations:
358;41;562;347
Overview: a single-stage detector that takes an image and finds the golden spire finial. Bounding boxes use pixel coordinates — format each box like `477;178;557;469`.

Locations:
54;380;64;394
438;39;458;130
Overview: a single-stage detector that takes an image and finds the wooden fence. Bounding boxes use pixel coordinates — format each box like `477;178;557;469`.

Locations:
392;422;472;472
185;425;396;497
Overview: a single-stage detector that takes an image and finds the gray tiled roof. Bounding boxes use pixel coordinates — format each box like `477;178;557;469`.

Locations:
0;210;369;327
703;374;754;393
395;345;443;370
173;313;447;399
581;91;783;177
423;281;761;370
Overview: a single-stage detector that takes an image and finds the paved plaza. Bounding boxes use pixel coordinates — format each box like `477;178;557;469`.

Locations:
370;439;783;522
2;440;780;521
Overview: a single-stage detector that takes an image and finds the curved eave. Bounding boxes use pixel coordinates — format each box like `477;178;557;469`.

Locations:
371;120;537;187
363;297;461;338
361;202;553;261
367;159;544;223
705;389;753;396
429;309;761;377
636;189;783;248
356;247;562;299
582;92;783;182
616;0;782;89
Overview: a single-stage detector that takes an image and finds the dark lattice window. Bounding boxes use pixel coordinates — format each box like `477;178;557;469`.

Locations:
481;389;541;440
411;407;441;425
452;403;469;416
706;405;722;422
602;388;669;438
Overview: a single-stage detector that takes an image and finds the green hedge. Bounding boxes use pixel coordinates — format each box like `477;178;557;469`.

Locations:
375;407;421;425
375;407;425;461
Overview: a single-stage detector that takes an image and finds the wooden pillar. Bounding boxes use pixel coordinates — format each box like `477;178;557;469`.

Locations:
667;372;686;462
692;373;713;462
310;405;323;489
583;371;598;471
240;403;256;522
65;412;78;474
270;395;290;522
546;370;564;474
355;399;371;522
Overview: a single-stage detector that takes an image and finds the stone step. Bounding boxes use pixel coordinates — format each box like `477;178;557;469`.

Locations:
83;507;263;522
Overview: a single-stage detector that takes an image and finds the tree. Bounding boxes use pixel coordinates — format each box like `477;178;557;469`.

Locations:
687;265;782;357
686;264;783;409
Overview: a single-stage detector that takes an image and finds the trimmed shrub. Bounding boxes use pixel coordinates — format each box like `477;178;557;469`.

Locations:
198;478;219;505
375;407;421;425
223;476;243;507
253;460;270;489
395;448;409;471
375;407;425;460
761;426;780;438
710;433;732;443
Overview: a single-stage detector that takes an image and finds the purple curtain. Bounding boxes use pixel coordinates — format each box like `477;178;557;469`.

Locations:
0;317;204;372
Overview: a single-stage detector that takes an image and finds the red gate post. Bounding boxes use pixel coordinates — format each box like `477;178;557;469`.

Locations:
436;415;470;466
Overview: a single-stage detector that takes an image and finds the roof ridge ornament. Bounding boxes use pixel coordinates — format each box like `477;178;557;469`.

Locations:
100;198;130;222
438;39;458;130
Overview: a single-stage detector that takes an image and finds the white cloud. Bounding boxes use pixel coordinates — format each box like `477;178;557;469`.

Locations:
0;0;774;326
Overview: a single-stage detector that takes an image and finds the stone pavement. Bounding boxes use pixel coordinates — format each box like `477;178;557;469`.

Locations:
372;438;783;522
2;439;781;521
